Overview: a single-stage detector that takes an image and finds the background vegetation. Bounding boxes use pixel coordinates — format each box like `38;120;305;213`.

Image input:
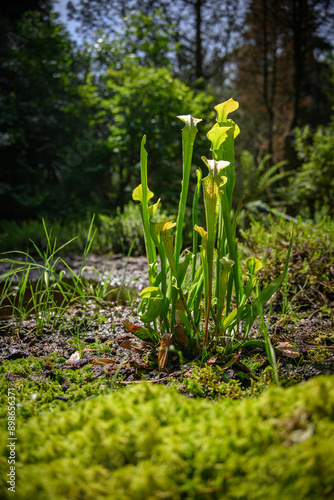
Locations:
0;0;333;251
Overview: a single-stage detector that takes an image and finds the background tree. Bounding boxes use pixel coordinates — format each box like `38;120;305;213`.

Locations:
67;0;244;84
0;0;52;51
234;0;334;162
81;48;215;209
82;10;177;73
2;0;334;229
0;6;214;222
0;10;98;220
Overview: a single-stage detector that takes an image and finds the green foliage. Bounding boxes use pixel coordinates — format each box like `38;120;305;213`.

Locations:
97;203;170;255
0;218;95;255
84;62;214;208
0;11;95;220
287;116;334;218
0;218;116;334
240;214;334;309
1;376;333;499
0;204;169;255
0;8;214;223
86;10;178;70
236;151;290;213
133;100;292;369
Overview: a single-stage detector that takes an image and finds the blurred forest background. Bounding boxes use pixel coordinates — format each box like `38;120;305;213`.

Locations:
0;0;334;252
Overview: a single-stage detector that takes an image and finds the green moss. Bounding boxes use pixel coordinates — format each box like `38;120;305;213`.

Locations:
179;365;244;399
308;348;331;362
0;357;46;377
1;376;333;499
0;356;119;422
176;360;279;400
315;330;334;347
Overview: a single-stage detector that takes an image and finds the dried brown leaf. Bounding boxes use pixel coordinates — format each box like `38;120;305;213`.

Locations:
158;333;173;372
276;342;301;359
120;339;152;353
91;358;116;365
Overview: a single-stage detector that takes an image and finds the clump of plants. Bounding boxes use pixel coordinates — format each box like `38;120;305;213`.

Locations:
0;217;121;336
132;99;292;375
178;364;244;399
235;150;290;223
240;214;334;311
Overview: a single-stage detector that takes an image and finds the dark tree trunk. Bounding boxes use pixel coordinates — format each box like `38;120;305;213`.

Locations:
194;0;203;79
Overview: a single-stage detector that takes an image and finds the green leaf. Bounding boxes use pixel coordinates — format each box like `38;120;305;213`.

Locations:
232;340;280;355
140;297;165;322
176;252;192;286
154;221;176;234
154;220;177;277
139;286;161;299
132;184;154;203
194;225;207;242
137;136;157;278
187;265;204;311
222;307;243;330
246;258;263;275
148;198;161;218
139;284;165;323
214;98;239;122
207;124;234;151
192;168;202;280
174;114;202;267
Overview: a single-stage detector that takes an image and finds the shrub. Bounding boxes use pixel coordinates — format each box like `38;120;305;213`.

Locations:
97;203;170;255
287;116;334;219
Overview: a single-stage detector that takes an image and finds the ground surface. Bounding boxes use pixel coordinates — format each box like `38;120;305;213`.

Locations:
1;252;334;405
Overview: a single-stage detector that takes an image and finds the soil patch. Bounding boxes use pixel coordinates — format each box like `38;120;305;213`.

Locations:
1;253;334;404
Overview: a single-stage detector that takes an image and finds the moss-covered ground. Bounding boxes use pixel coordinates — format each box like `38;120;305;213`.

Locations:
1;376;334;499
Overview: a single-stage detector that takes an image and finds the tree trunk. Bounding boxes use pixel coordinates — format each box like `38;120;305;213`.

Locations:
194;0;204;79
